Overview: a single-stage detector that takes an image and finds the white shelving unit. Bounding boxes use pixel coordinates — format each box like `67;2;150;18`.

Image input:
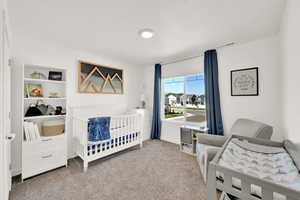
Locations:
24;97;66;100
24;78;66;84
24;115;66;120
12;64;68;180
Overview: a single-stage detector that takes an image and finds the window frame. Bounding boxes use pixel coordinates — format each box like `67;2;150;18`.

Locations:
162;73;206;125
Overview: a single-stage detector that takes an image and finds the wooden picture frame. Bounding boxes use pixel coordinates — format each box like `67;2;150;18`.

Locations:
78;60;124;94
231;67;259;96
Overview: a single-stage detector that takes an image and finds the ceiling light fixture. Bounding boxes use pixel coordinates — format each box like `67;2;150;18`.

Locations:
139;29;154;39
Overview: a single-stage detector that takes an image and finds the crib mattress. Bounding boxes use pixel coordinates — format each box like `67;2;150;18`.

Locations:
218;139;300;200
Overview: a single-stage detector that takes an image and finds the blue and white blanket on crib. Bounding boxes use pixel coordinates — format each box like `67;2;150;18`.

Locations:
88;117;111;142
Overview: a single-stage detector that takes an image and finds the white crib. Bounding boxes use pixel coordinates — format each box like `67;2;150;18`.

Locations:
72;111;143;172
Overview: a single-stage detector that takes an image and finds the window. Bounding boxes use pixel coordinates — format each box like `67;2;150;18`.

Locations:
163;74;206;124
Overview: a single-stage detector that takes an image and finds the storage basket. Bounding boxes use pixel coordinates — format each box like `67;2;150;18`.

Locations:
42;119;65;136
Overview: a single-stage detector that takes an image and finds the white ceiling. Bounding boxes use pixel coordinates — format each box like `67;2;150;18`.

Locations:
8;0;286;65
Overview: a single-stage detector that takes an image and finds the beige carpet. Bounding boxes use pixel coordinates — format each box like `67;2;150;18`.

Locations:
10;140;207;200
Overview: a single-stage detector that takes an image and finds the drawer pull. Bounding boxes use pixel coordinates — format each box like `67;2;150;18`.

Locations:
42;154;53;159
42;138;52;142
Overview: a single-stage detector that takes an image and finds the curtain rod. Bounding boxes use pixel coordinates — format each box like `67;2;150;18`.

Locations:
161;42;235;66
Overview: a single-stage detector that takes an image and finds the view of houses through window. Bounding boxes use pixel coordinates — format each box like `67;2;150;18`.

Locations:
163;74;206;124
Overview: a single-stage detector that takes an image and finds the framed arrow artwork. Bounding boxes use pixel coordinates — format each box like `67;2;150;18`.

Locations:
78;60;124;94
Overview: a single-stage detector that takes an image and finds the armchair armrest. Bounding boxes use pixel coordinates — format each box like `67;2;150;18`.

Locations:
197;134;228;147
206;147;220;161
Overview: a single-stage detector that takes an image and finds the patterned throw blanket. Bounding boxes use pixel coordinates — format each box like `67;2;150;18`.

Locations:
88;117;111;142
218;139;300;200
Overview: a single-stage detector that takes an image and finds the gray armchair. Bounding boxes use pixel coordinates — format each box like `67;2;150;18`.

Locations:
196;118;273;183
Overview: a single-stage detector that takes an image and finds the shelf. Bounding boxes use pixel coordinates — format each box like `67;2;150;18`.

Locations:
24;64;66;71
24;115;66;120
24;97;66;100
24;78;66;84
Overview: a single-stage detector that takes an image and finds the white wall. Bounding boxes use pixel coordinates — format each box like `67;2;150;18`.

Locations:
144;35;283;144
12;37;144;108
144;66;155;141
280;0;300;145
144;57;204;144
11;36;144;174
219;36;283;141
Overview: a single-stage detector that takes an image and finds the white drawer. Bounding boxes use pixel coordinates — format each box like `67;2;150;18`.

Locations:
22;134;67;179
23;134;66;155
22;148;66;179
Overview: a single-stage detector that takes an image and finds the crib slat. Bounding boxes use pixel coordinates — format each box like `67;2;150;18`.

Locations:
125;116;128;143
97;143;101;153
111;117;115;148
121;117;125;146
223;173;232;189
136;115;139;132
125;117;128;143
137;115;140;140
128;116;131;143
110;117;114;134
134;115;137;133
83;120;87;145
137;115;139;130
127;116;130;135
261;187;273;200
131;116;134;133
117;117;120;147
128;116;131;134
118;117;121;146
137;115;140;132
111;117;115;143
132;116;135;132
241;179;251;199
131;116;134;141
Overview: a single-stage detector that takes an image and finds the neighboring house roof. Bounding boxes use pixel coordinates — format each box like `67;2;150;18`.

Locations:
168;95;177;100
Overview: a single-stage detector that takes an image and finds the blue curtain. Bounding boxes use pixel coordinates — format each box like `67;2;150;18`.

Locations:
204;50;224;135
150;64;162;139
